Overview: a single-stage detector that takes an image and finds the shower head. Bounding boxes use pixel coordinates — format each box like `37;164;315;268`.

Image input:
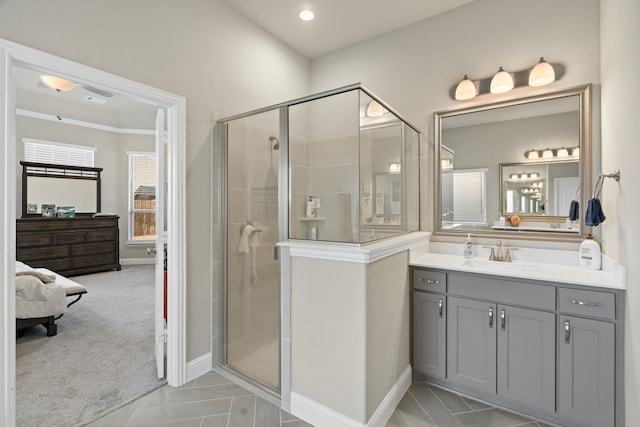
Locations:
268;136;280;150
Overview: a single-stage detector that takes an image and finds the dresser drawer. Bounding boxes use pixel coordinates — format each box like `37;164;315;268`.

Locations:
22;258;70;272
54;232;86;245
86;229;116;242
69;218;117;229
16;233;52;248
72;242;115;256
17;246;70;261
17;220;69;232
72;253;117;269
558;288;616;320
413;269;446;293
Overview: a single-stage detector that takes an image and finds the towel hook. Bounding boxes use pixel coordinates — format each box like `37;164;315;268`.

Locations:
600;169;621;182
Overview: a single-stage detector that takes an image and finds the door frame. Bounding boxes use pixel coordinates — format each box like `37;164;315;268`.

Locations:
0;38;187;426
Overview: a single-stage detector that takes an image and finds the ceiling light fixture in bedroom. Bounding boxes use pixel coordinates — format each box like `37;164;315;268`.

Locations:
39;75;76;92
299;10;314;21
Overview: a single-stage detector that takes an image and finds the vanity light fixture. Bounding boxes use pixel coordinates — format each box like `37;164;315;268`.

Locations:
388;162;401;172
39;75;76;92
454;75;477;100
490;67;514;94
557;147;569;157
542;148;554;159
572;147;580;157
525;147;579;160
528;57;555;87
366;100;384;117
299;10;314;21
527;149;540;160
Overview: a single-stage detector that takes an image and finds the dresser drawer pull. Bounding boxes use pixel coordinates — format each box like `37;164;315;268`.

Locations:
570;299;605;308
417;278;440;284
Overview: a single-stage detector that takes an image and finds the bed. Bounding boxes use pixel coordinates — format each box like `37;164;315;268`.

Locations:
15;261;87;337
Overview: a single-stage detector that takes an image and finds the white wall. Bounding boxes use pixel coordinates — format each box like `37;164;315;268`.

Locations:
600;0;640;424
0;0;310;361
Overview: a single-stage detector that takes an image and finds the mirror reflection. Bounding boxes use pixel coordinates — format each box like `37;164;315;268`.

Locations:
435;84;591;238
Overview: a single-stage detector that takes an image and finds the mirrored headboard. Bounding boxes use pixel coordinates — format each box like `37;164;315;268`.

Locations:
21;161;102;217
434;84;592;241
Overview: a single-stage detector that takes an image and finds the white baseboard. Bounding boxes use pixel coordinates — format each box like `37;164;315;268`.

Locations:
120;258;155;265
291;365;412;427
185;352;212;383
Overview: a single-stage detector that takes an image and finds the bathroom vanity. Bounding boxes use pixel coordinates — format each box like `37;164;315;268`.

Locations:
410;253;625;427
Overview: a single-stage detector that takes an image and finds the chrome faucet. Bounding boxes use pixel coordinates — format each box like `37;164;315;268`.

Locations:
485;240;517;262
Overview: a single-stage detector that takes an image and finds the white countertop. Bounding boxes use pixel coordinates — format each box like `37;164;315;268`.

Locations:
410;251;626;290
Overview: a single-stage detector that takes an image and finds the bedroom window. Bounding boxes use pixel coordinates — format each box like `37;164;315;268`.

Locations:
23;138;96;167
128;152;157;243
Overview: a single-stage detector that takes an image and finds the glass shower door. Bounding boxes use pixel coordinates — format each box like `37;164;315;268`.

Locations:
225;109;281;392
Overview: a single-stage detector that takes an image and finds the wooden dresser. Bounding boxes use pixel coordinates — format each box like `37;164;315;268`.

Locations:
17;216;121;276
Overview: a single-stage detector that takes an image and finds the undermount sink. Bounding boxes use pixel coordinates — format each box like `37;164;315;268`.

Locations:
461;259;538;275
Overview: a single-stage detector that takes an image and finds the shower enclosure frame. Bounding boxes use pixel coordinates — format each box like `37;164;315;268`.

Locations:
216;83;421;397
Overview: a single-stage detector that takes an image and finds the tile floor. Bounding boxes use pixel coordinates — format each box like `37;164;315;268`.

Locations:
87;371;552;427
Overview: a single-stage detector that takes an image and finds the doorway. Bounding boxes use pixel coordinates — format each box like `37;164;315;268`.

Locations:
0;38;187;426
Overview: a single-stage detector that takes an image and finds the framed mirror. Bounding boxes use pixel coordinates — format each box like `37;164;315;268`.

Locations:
434;84;592;240
21;161;102;217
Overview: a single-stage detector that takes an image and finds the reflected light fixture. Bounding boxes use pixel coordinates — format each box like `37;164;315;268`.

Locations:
572;147;580;157
366;100;384;117
299;10;314;21
557;147;569;157
388;163;401;172
455;75;476;100
490;67;514;94
542;148;554;159
529;57;555;87
39;75;76;92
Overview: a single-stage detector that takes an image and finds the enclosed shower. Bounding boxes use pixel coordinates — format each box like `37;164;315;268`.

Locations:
216;84;420;394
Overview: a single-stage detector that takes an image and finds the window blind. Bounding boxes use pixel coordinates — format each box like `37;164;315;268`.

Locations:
442;168;487;225
23;138;95;167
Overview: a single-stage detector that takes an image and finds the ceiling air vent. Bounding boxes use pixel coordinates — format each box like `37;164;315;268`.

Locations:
84;95;107;105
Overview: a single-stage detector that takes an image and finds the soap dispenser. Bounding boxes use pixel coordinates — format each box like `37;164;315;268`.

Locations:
579;234;601;270
464;233;474;259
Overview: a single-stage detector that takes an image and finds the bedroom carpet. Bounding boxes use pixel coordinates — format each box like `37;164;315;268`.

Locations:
16;264;166;427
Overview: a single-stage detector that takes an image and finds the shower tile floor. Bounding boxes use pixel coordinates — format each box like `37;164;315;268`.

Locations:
87;371;551;427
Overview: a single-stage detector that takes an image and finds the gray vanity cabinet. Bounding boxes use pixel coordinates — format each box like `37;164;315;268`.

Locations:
413;291;446;379
558;287;617;427
447;296;496;393
412;269;446;379
497;305;555;412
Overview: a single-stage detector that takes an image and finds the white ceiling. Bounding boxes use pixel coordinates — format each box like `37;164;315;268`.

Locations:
221;0;476;59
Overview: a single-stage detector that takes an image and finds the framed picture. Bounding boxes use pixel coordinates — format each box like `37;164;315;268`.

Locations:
27;203;38;214
42;204;56;217
56;206;76;218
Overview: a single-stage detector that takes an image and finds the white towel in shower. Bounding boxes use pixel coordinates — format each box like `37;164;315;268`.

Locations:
238;224;255;254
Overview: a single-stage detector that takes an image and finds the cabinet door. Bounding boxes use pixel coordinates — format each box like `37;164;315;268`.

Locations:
447;297;496;393
497;305;555;412
558;315;615;427
413;291;446;378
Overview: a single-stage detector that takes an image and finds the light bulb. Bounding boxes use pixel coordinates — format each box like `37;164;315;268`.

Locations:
529;57;556;87
299;10;314;21
527;150;539;160
557;147;569;157
490;67;514;94
455;75;476;100
542;148;553;158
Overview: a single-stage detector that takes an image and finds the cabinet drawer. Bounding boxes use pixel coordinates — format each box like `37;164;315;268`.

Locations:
69;218;116;229
86;229;116;242
449;273;555;310
17;220;69;232
558;288;616;320
54;232;86;245
72;254;116;269
72;242;115;256
413;269;446;293
17;246;70;261
16;233;52;248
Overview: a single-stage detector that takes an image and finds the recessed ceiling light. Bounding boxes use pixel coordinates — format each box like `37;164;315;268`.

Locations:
299;10;314;21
